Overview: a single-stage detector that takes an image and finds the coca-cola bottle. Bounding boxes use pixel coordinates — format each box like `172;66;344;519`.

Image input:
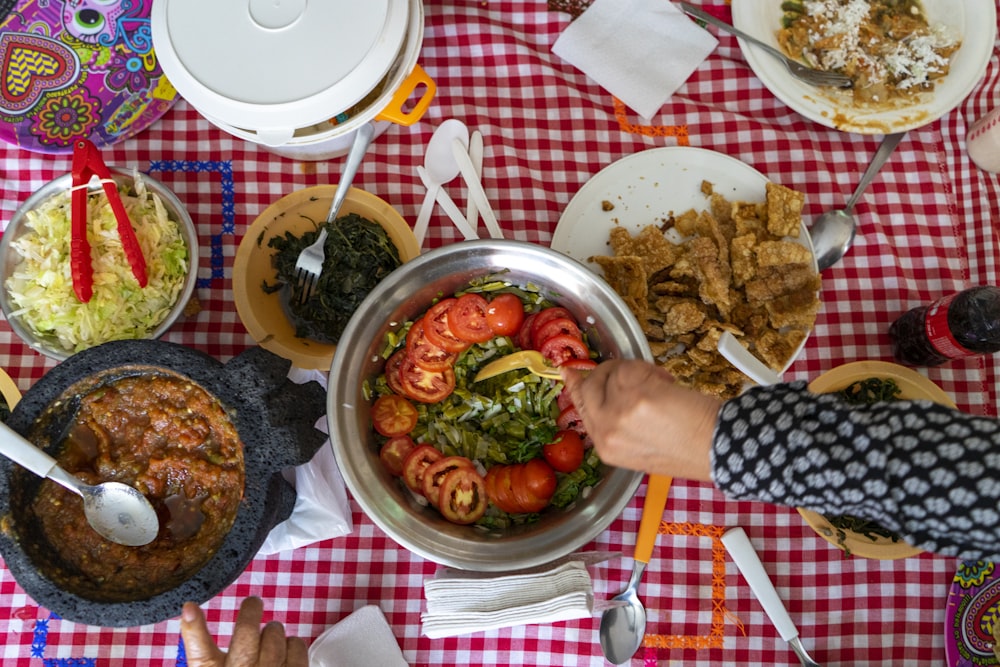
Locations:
889;286;1000;366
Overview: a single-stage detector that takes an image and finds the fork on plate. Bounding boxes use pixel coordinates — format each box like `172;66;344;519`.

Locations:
292;122;376;305
293;228;328;305
679;3;853;90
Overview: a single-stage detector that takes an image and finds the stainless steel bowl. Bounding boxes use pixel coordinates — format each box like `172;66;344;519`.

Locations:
0;168;199;360
328;239;651;571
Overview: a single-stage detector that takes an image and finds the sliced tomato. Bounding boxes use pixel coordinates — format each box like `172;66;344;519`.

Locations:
384;349;407;395
423;298;470;353
509;459;556;513
532;317;581;350
560;358;597;371
516;312;539;350
402;445;443;493
539;333;591;367
371;394;418;437
485;465;522;513
439;467;488;524
406;318;457;372
485;293;525;337
529;307;574;343
398;354;456;403
447;293;492;343
380;435;416;476
557;404;587;434
543;430;585;473
421;456;474;507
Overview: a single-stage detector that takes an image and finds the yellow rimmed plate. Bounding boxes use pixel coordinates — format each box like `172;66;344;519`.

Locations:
798;360;956;559
233;186;419;371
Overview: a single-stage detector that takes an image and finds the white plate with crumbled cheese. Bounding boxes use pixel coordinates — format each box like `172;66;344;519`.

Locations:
730;0;995;134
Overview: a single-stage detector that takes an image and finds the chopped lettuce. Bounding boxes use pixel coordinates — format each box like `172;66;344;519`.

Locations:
5;174;189;352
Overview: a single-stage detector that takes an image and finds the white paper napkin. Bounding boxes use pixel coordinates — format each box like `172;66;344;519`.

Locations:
308;605;408;667
552;0;718;119
258;368;354;556
421;561;594;638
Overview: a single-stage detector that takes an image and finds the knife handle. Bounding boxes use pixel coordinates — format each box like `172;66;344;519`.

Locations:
721;527;799;641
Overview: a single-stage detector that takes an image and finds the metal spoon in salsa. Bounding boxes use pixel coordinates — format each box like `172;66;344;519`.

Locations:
0;422;158;546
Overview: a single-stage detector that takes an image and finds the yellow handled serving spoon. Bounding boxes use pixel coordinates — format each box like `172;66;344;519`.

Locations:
473;350;563;383
599;474;673;664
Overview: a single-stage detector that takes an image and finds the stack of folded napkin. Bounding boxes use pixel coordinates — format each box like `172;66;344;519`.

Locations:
421;560;595;638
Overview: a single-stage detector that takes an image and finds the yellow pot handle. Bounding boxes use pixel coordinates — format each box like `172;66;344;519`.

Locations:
375;64;436;126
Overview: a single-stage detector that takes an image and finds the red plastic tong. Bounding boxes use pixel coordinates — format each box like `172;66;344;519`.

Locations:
70;139;148;303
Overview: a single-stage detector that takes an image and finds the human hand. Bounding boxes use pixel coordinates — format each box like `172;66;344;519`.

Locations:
561;359;720;481
180;596;308;667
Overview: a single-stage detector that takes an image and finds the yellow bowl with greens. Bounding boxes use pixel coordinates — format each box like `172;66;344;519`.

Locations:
798;361;955;560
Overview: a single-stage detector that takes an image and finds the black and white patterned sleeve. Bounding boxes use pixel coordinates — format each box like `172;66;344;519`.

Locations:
711;381;1000;561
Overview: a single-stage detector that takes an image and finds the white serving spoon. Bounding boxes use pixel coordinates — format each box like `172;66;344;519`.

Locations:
717;330;781;386
0;422;158;546
451;136;505;239
413;120;478;245
465;129;484;232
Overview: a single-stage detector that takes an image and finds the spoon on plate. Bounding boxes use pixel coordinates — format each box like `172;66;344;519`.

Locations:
599;473;672;664
810;132;905;270
0;422;159;546
414;120;478;245
717;330;781;386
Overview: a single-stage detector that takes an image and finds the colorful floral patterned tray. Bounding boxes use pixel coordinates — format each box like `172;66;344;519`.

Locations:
947;561;1000;666
0;0;177;153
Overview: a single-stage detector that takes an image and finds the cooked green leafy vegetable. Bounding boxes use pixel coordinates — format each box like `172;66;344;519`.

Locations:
837;377;902;404
264;213;401;344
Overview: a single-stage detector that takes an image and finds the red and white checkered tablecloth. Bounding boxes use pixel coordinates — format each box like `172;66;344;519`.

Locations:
1;2;998;665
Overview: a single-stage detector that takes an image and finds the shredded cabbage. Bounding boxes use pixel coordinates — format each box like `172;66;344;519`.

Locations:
5;174;189;352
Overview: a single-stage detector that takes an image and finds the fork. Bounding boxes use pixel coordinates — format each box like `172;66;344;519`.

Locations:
721;527;823;667
679;3;853;90
293;122;376;305
293;228;328;305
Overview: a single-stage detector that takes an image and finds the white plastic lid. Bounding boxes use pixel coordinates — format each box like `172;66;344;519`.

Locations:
151;0;409;144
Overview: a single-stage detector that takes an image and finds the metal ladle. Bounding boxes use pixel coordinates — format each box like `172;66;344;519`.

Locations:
810;132;905;270
0;422;158;546
599;474;673;664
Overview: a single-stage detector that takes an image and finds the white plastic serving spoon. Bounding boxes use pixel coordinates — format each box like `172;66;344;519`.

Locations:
414;120;478;245
717;330;781;386
451;136;505;239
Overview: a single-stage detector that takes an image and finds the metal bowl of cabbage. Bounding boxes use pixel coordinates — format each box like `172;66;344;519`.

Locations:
328;239;650;571
0;168;198;361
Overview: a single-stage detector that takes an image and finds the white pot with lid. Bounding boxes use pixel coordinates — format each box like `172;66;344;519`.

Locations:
151;0;434;159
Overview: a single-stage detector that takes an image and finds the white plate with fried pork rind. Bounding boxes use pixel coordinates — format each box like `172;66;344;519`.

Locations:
551;146;819;399
731;0;994;134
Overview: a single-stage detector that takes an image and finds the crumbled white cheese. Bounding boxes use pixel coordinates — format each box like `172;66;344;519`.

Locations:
798;0;958;91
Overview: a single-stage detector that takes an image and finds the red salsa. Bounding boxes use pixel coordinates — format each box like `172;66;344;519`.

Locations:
28;373;244;602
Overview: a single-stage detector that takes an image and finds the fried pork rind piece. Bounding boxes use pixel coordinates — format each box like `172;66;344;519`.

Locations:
765;182;804;238
589;179;820;399
633;225;684;276
608;226;636;256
